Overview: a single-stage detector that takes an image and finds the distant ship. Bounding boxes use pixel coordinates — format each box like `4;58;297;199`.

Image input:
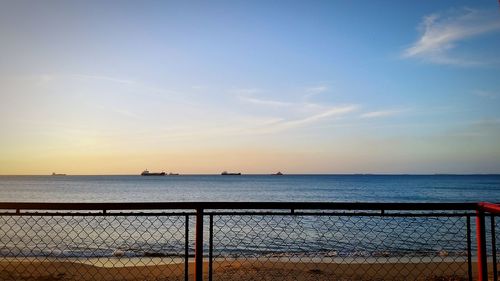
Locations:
141;170;166;176
272;171;284;176
168;173;180;176
51;172;66;176
221;171;241;176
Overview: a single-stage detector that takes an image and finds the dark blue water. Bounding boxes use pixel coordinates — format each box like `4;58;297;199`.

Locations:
0;174;499;202
1;175;499;259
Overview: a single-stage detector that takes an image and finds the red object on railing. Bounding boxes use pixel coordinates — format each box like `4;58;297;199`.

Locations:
476;202;500;281
478;202;500;214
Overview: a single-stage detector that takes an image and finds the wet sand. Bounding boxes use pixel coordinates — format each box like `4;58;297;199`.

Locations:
0;259;484;281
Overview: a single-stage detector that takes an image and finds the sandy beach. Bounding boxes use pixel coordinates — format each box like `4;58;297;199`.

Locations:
0;259;486;281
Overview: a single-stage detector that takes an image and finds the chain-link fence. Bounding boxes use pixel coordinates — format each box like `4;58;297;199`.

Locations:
0;202;497;281
207;212;472;281
0;211;194;281
484;215;500;281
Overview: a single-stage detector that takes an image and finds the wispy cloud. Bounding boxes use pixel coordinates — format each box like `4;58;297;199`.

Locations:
220;104;359;135
231;88;262;95
360;109;404;119
239;96;293;107
473;89;498;99
70;74;182;96
306;85;328;94
32;73;184;97
234;85;358;132
304;84;329;99
403;8;500;66
133;106;358;141
447;119;500;138
71;74;137;85
93;104;144;120
278;105;358;129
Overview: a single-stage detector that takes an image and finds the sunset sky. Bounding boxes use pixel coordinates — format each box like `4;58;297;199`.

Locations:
1;0;500;175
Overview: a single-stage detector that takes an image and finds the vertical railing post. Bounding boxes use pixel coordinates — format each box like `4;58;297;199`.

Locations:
477;209;488;281
491;216;498;281
195;208;204;281
185;215;190;281
466;215;472;281
209;214;213;281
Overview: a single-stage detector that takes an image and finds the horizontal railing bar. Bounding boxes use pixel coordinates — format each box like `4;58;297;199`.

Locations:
205;211;476;217
0;212;197;216
0;211;476;217
0;202;479;211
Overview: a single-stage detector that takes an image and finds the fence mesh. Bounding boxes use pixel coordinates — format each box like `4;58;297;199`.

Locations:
209;214;470;281
0;210;480;281
485;215;500;281
0;214;190;281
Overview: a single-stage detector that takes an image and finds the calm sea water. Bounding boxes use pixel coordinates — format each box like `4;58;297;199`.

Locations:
0;174;499;202
1;175;499;259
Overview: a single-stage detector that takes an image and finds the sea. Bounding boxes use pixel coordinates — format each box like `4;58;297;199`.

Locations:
1;174;500;260
1;174;499;202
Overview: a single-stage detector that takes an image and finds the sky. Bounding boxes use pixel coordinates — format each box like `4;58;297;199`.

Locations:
1;0;500;175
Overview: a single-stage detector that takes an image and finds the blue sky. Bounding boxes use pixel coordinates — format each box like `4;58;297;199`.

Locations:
1;0;499;174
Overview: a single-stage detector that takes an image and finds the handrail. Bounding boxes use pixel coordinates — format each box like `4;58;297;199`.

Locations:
1;201;499;281
475;202;500;281
0;201;479;211
478;202;500;214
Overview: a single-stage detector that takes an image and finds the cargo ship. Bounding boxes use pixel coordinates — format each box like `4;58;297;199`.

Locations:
221;171;241;175
141;170;166;176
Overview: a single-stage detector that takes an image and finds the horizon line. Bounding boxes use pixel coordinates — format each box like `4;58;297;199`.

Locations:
1;173;500;176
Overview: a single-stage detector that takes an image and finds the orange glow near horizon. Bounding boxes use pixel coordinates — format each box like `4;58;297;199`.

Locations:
1;1;499;175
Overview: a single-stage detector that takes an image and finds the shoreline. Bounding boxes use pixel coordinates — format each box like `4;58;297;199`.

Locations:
0;255;473;266
1;174;500;176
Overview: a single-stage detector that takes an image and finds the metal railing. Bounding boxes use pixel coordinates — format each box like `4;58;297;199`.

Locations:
0;202;497;281
477;202;500;281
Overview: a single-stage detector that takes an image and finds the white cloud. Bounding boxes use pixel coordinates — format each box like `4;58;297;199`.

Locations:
234;85;358;132
473;89;498;99
280;105;358;128
403;8;500;65
360;109;403;119
140;106;358;139
7;73;138;88
231;88;262;95
237;93;357;131
304;85;329;99
239;96;292;107
71;74;137;85
306;85;328;94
